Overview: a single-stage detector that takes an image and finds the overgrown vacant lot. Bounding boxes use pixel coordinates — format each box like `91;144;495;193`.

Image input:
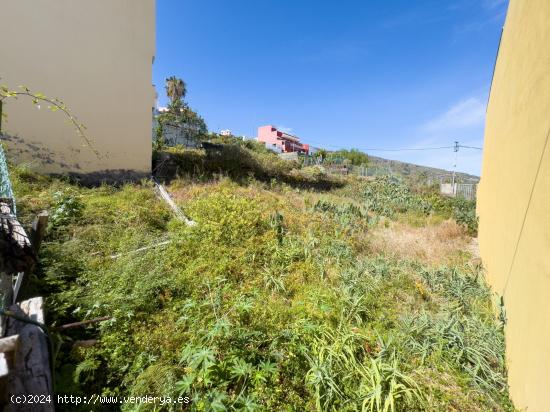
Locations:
12;146;513;411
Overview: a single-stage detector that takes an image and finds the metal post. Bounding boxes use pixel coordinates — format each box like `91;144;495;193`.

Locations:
452;141;459;196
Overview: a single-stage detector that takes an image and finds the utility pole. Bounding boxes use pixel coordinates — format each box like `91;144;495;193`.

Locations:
451;141;459;196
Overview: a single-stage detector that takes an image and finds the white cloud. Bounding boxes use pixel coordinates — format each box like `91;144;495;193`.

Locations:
422;97;486;132
404;96;487;175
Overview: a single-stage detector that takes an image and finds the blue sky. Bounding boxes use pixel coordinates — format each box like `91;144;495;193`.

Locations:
154;0;509;175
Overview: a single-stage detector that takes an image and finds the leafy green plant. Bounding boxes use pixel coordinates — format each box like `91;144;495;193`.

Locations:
10;166;511;411
360;355;423;412
326;149;369;166
419;191;478;235
362;176;431;218
156;144;343;191
451;197;478;236
155;76;207;145
49;189;84;230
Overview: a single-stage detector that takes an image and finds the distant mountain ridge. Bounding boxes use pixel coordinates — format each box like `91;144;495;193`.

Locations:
367;155;480;184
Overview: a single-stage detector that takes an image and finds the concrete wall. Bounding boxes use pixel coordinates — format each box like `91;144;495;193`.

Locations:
161;124;201;148
477;1;550;410
0;0;155;180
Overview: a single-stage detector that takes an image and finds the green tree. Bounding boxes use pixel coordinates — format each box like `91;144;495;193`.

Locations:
345;149;369;166
165;76;187;113
179;106;207;135
315;148;328;159
326;148;368;166
155;76;207;145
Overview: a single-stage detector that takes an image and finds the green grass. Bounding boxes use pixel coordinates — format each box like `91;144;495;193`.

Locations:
9;149;511;411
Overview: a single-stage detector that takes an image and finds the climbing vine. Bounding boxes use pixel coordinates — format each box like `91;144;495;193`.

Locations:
0;83;98;157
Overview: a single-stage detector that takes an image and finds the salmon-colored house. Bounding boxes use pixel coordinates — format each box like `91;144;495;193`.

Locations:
257;125;309;154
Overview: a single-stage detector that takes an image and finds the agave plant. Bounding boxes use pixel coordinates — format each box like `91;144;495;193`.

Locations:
360;355;424;412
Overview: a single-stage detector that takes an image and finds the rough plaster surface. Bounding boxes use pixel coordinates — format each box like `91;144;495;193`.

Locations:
0;0;156;177
477;1;550;409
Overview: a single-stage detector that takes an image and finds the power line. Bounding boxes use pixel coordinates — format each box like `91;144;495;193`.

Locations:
349;144;482;153
355;146;454;152
304;140;482;153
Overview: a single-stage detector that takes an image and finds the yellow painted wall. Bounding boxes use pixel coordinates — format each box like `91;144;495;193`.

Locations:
477;0;550;410
0;0;155;179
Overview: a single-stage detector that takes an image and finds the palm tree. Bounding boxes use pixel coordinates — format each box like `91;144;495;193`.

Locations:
165;76;186;112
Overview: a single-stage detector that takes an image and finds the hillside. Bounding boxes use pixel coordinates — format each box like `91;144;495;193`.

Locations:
366;155;480;184
11;143;511;411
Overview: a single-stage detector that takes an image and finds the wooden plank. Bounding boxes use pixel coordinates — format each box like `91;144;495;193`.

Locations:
30;211;49;255
0;272;12;336
12;272;24;304
1;297;53;411
0;335;19;353
0;355;9;378
1;206;42;304
0;203;31;250
0;202;36;275
0;335;19;377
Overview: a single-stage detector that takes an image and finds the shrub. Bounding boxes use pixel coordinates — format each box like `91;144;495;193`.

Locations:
156;145;344;191
10;166;509;411
49;189;84;231
362;176;431;218
451;197;478;236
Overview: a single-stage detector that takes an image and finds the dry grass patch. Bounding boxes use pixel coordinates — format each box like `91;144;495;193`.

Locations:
369;219;471;266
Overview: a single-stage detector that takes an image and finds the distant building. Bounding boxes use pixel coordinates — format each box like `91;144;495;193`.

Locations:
257;125;309;154
220;129;232;136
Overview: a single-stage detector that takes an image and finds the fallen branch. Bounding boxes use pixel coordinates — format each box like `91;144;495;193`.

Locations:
152;177;195;226
73;339;97;349
110;240;171;259
54;316;111;331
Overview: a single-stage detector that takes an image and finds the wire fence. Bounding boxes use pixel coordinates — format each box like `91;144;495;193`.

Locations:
0;144;16;214
440;183;477;200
